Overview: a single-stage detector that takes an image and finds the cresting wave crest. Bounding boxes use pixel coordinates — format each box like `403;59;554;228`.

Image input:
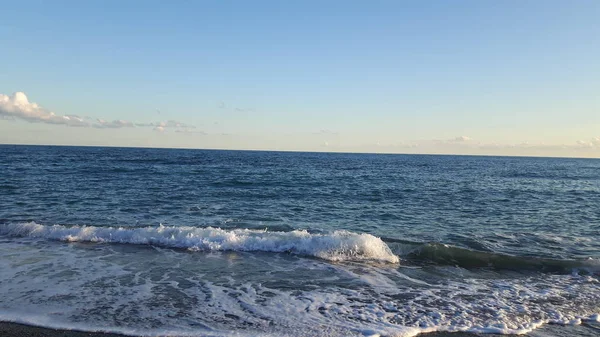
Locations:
0;222;400;263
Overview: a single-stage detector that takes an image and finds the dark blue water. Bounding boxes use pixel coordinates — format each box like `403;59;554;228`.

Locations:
0;145;599;337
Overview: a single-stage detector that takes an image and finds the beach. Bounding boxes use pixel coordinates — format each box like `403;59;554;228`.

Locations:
0;322;125;337
1;321;599;337
3;1;599;336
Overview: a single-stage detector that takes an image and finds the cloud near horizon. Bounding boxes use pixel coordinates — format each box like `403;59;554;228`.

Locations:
576;137;600;148
0;92;90;127
312;129;339;136
349;136;600;155
0;92;194;132
95;119;134;129
451;136;472;142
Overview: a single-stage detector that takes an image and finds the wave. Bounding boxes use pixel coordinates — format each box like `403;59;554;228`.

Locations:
3;222;597;273
405;242;600;274
0;222;399;264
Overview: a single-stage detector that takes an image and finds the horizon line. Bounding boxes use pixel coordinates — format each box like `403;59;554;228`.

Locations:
1;142;598;161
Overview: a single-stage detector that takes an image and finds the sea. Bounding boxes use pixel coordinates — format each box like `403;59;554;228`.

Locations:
0;145;598;337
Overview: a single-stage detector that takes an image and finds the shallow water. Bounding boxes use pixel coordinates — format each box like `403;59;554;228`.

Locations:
0;145;598;336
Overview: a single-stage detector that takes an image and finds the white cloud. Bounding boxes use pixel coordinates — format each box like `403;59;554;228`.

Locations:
576;137;600;148
94;119;134;128
0;92;91;127
158;120;195;129
136;120;195;129
0;92;195;131
450;136;472;142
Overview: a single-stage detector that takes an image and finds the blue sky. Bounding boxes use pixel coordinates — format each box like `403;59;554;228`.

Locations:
1;0;599;156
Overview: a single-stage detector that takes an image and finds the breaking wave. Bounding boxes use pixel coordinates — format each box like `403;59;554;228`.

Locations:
0;222;400;264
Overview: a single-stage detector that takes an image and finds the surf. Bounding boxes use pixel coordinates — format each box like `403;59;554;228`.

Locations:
0;222;400;264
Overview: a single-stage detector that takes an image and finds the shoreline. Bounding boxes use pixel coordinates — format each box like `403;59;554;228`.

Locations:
0;322;488;337
1;321;599;337
0;322;127;337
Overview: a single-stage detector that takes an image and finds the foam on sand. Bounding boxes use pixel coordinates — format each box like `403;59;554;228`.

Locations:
0;232;598;337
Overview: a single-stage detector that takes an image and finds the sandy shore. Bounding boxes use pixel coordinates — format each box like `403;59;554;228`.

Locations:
0;321;598;337
0;322;126;337
0;322;482;337
0;322;483;337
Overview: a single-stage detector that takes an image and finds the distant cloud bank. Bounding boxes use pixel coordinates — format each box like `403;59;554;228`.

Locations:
0;92;196;133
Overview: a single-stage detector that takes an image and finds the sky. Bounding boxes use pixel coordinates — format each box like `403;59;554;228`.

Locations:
1;0;599;157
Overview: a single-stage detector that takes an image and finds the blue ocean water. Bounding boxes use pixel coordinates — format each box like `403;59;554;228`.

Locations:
0;145;598;337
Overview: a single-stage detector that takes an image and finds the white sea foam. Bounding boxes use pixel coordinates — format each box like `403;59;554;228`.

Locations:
1;223;599;337
0;222;400;263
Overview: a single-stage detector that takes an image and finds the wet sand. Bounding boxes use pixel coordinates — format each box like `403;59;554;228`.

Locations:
0;321;598;337
0;322;126;337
